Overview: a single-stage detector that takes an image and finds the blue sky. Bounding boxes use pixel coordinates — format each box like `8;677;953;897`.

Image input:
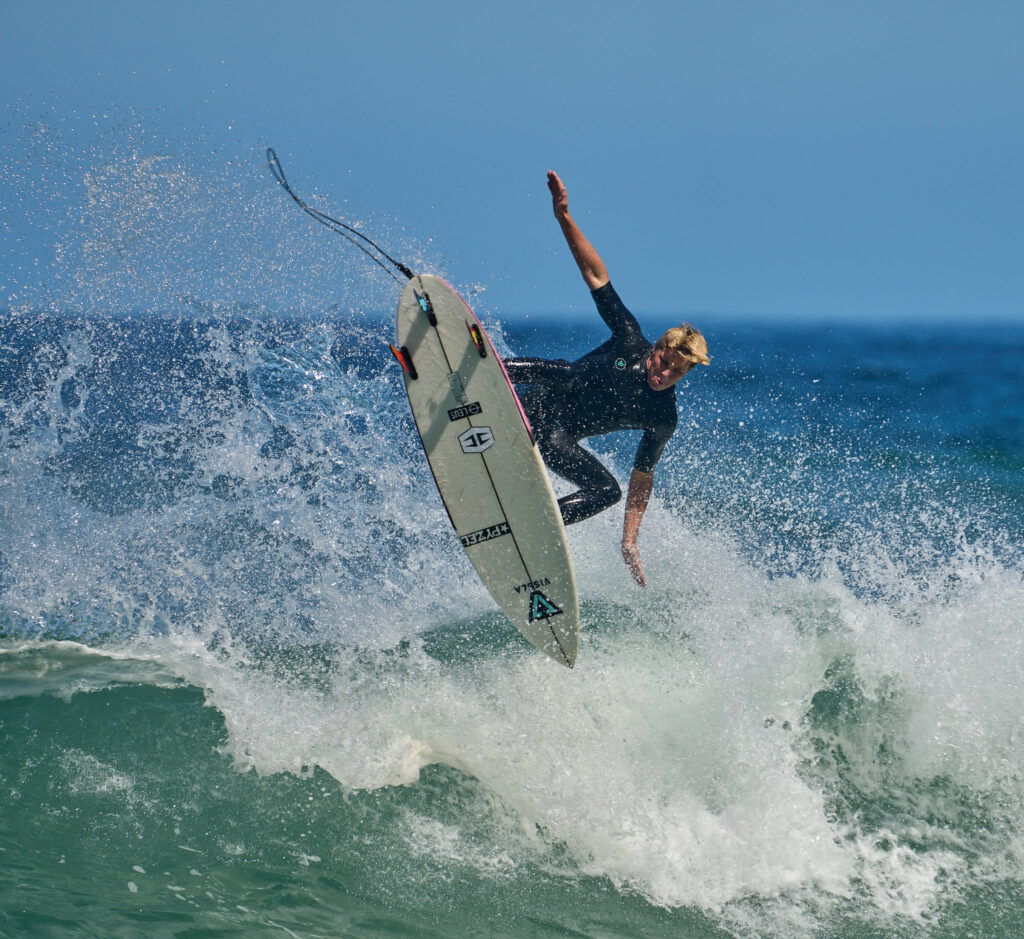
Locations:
2;0;1023;321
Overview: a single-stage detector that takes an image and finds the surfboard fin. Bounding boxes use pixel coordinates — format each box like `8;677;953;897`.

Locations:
414;290;438;326
466;321;488;358
389;343;418;380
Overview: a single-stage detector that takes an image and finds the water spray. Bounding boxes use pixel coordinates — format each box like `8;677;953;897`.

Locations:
265;148;413;283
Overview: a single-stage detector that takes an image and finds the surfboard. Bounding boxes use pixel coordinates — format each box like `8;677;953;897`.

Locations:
392;274;579;667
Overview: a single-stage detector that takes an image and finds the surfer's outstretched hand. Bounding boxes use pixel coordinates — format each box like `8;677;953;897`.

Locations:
621;541;648;588
547;170;569;219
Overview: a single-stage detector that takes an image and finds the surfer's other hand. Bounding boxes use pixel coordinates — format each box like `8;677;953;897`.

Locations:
547;170;568;218
621;541;647;587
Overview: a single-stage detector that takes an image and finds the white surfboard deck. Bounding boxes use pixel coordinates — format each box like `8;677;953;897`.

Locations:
395;274;579;667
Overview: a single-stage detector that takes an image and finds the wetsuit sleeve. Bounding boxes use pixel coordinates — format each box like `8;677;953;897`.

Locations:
503;357;574;388
591;282;644;342
633;412;678;473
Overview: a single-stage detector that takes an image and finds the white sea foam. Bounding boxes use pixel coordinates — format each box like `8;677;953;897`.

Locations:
105;481;1024;924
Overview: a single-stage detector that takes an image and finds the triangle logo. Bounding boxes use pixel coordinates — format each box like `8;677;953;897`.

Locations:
528;591;562;622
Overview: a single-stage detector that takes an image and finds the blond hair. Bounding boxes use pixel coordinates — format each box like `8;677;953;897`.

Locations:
655;324;710;368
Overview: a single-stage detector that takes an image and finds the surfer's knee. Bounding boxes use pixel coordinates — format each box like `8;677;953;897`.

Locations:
557;478;620;526
597;477;622;510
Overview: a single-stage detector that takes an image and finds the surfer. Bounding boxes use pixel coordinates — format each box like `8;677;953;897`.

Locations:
265;149;708;590
504;171;710;587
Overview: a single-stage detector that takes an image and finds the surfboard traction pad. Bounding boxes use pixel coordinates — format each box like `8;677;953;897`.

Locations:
396;274;580;666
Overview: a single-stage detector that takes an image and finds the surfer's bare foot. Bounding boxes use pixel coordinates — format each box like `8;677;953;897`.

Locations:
621;542;647;587
547;170;568;219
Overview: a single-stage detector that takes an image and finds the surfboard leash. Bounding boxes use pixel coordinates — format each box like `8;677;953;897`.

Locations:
265;148;414;283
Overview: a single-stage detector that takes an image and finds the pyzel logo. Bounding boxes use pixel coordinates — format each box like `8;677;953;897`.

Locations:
460;521;510;547
614;357;627;370
458;426;494;454
448;401;482;422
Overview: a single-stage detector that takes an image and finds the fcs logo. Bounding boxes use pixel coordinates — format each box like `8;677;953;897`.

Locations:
447;372;468;405
458;426;494;454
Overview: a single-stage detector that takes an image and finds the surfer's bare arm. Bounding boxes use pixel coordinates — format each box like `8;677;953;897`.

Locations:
621;469;652;587
547;170;610;290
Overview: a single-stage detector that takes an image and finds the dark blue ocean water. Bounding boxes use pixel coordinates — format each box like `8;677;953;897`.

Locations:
2;297;1023;937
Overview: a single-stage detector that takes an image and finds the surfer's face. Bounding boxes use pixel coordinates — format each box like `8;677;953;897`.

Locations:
645;347;691;391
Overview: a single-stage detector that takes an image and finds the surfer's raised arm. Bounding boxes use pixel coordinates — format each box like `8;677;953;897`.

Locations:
547;170;609;291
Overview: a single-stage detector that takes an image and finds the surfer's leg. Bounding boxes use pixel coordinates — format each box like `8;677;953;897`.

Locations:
503;357;574;388
538;428;621;525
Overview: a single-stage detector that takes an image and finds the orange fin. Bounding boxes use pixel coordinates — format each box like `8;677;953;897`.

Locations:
389;343;418;380
466;321;487;358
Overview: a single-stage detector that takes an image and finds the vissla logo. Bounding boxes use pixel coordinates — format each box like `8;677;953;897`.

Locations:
513;577;551;594
528;590;562;622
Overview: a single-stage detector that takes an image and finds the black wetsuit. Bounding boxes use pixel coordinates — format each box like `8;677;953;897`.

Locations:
504;282;677;525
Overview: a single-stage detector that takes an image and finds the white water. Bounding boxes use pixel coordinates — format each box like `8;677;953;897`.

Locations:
14;489;1015;923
